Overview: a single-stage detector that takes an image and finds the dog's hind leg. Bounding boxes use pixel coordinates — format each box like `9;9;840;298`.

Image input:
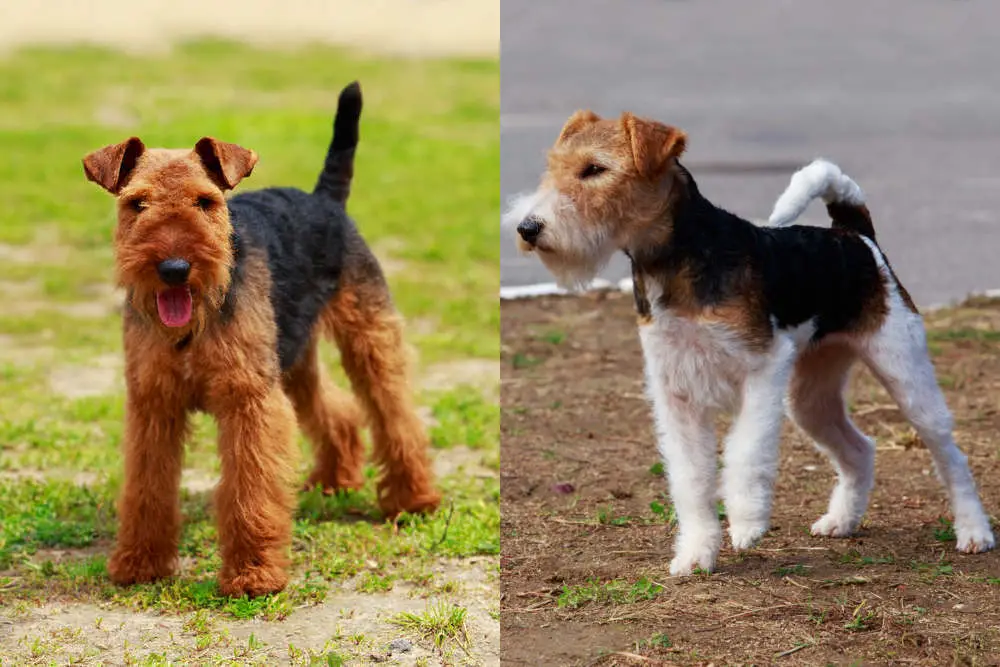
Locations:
861;297;994;553
787;342;875;539
284;336;365;493
321;250;440;518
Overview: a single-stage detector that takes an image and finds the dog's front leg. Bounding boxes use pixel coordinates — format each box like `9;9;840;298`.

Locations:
642;362;721;575
653;398;720;576
722;336;796;551
108;393;187;585
211;383;297;597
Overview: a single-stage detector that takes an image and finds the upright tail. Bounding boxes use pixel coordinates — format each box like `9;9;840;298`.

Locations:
767;159;875;239
314;81;363;205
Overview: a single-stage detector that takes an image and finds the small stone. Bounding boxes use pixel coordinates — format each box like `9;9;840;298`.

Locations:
389;638;413;654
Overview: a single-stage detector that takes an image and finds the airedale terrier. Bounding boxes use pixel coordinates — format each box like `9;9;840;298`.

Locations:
82;82;440;597
504;110;993;575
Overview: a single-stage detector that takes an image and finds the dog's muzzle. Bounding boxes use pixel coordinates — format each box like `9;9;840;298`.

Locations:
516;217;544;245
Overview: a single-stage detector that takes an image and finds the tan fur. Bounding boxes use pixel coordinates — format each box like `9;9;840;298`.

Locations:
83;134;439;598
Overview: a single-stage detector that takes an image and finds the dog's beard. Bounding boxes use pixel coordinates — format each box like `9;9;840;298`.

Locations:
536;229;616;290
503;190;617;290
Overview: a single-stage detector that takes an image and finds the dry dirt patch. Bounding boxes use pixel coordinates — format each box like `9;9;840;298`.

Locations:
3;558;499;666
501;291;1000;666
48;354;122;400
420;359;499;398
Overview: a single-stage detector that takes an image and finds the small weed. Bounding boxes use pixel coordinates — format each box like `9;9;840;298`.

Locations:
557;577;663;609
807;606;828;626
649;501;672;524
390;601;470;651
511;353;542;369
538;330;566;345
596;507;633;527
774;564;808;577
844;601;878;632
649;461;664;476
638;633;673;649
933;517;957;542
356;572;395;593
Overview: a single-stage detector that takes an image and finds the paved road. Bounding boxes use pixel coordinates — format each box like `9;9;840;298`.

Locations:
501;0;1000;306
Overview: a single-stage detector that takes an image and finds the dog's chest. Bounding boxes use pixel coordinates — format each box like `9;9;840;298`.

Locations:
637;312;763;410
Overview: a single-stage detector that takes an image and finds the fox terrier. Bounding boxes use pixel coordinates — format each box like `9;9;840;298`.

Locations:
503;109;994;575
82;82;440;597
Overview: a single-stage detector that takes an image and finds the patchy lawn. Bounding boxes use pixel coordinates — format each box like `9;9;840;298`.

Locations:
0;42;498;666
501;291;1000;666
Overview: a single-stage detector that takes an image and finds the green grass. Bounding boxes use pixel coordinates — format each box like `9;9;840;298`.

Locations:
390;601;470;652
556;577;664;610
0;40;498;621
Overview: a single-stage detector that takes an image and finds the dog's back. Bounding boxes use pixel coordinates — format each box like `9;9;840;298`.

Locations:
226;82;367;371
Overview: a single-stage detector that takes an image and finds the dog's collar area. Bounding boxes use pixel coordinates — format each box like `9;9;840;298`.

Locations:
174;332;194;351
623;251;653;320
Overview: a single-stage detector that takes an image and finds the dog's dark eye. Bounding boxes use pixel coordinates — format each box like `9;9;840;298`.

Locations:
128;198;147;213
580;163;607;179
196;197;214;211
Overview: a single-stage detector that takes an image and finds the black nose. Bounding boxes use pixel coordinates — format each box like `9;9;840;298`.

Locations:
157;258;191;286
517;218;544;243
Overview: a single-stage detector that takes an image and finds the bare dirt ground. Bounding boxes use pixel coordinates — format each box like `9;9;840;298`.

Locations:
0;0;498;57
501;291;1000;666
3;556;499;666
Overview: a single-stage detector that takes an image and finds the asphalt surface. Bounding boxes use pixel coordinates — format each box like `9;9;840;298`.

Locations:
500;0;1000;306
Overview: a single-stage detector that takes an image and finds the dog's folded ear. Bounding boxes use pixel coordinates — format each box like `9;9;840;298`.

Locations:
82;137;146;194
195;137;259;190
620;113;687;180
557;110;601;144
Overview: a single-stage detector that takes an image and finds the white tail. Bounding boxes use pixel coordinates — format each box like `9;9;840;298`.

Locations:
767;159;865;227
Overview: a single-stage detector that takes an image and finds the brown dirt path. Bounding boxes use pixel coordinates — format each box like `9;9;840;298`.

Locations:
501;291;1000;665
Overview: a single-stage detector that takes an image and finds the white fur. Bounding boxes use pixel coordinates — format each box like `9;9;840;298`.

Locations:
509;158;994;575
639;280;819;574
639;234;994;576
502;189;617;289
767;159;866;227
855;240;994;553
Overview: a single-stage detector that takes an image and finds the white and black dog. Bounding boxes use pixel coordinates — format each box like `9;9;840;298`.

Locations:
504;110;994;575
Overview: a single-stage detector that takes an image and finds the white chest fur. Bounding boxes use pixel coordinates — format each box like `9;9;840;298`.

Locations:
637;313;763;411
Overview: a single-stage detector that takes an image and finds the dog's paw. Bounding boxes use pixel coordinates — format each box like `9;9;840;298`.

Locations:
303;468;363;495
956;524;996;554
729;523;768;551
669;539;719;576
378;476;441;519
219;563;289;598
108;548;177;585
810;513;858;538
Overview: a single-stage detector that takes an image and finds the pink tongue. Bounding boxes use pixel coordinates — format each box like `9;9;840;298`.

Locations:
156;287;193;327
